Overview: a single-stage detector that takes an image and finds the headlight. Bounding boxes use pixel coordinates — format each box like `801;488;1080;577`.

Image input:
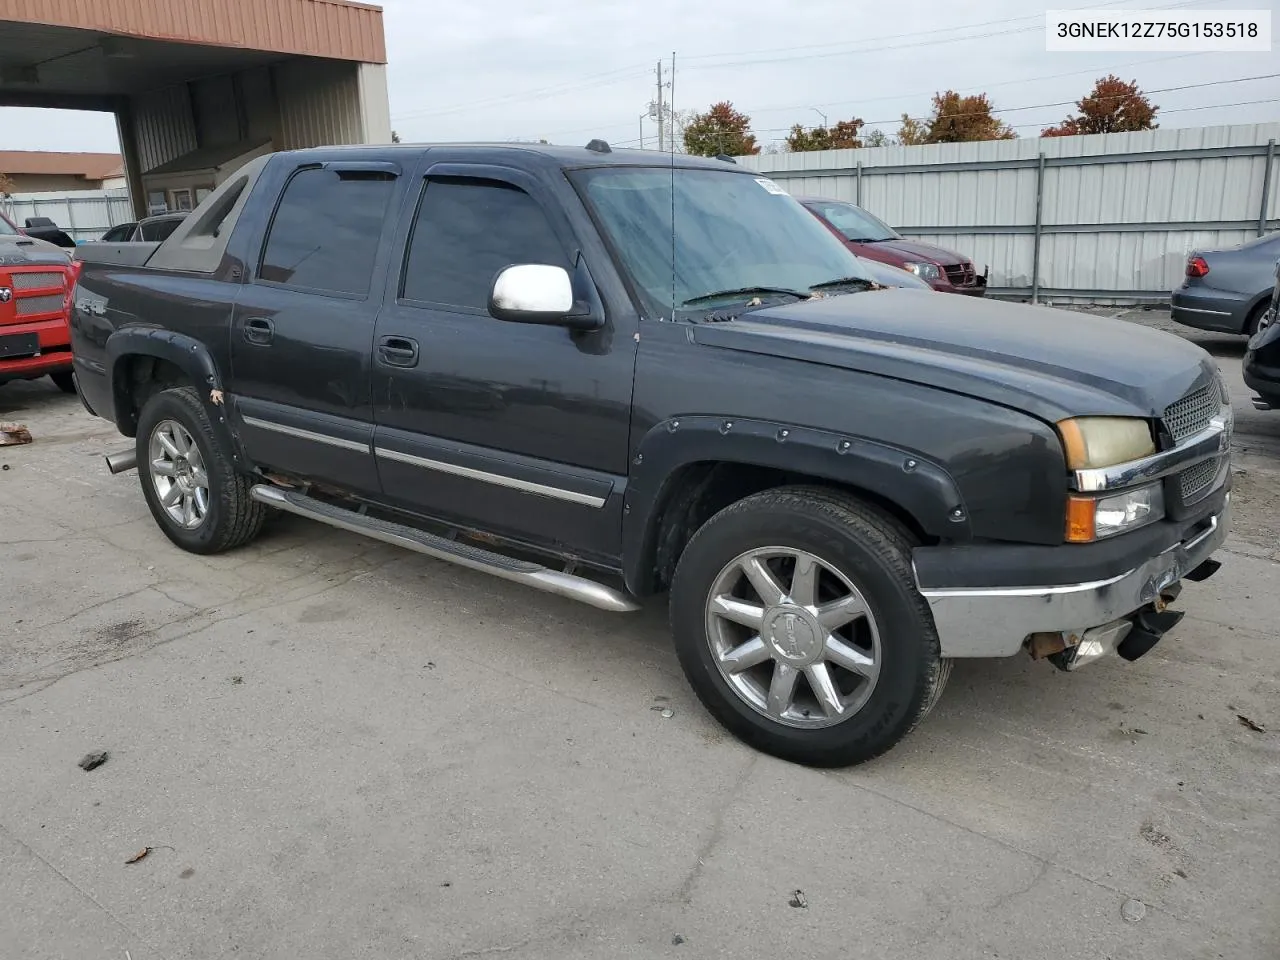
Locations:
1056;417;1155;469
1066;484;1165;542
902;262;940;281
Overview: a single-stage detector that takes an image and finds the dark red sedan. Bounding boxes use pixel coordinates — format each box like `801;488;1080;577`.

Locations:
799;196;987;296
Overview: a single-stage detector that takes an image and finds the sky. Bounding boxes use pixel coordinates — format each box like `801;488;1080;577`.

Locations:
2;0;1277;155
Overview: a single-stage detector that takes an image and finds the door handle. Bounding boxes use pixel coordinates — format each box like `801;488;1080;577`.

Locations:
378;335;419;368
243;317;274;345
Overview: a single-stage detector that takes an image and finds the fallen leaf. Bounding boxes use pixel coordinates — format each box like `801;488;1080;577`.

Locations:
125;848;151;864
788;889;808;909
1237;714;1265;733
209;389;224;405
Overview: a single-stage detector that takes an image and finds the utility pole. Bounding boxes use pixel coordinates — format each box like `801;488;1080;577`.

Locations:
655;60;665;152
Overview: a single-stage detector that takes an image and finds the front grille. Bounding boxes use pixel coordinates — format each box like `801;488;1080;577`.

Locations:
943;263;976;286
1179;458;1219;503
9;271;64;291
1162;386;1217;444
15;293;64;317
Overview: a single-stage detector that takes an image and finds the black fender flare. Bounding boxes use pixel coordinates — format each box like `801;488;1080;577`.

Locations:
104;328;246;465
621;416;970;594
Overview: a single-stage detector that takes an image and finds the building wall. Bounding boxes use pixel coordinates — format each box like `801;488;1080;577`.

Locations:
132;84;199;174
273;58;365;150
741;123;1280;302
2;173;111;193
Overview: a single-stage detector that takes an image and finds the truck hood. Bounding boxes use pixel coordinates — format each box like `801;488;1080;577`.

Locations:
863;237;967;265
0;233;74;266
691;290;1218;423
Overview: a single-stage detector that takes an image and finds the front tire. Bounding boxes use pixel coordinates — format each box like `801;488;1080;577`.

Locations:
135;386;265;554
669;486;950;767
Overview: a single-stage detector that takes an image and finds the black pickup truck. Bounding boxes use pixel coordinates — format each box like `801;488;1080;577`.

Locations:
69;142;1232;766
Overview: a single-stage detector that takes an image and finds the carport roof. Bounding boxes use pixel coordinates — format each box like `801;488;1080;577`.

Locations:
0;0;386;65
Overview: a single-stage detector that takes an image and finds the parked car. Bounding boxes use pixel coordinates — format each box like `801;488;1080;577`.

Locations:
855;256;933;290
71;143;1229;767
96;213;188;244
1171;232;1280;335
799;196;987;295
1242;257;1280;409
0;211;78;392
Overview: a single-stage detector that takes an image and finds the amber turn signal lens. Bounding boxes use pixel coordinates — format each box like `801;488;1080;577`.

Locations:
1065;496;1097;543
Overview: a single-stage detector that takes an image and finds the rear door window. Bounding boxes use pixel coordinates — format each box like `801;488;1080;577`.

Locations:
259;167;398;296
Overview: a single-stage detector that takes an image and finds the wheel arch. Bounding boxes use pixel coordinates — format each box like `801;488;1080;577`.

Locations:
622;417;969;596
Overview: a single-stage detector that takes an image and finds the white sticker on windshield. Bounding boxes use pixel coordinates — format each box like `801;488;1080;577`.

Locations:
754;177;788;195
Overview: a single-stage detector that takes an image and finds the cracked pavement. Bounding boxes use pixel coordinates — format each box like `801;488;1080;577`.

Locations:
1;308;1277;959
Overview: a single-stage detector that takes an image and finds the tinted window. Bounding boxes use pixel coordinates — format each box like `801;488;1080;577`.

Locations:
101;224;135;242
141;218;183;242
402;178;568;309
260;167;397;295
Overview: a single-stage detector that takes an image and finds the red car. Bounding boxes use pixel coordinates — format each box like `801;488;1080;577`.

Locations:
1;210;79;393
799;197;987;296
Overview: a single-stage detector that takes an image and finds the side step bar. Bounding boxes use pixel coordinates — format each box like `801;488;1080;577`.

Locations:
249;484;641;614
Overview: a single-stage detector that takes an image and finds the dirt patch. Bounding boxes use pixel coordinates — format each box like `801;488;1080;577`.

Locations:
1225;464;1280;554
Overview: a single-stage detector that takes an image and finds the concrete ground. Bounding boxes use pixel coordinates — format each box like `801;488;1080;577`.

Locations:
1;308;1277;960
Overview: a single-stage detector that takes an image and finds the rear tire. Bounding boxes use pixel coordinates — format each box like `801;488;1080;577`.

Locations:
669;486;950;767
135;386;265;554
1245;302;1270;337
50;370;77;394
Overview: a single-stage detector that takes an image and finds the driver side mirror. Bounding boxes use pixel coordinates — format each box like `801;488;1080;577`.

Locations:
488;262;604;330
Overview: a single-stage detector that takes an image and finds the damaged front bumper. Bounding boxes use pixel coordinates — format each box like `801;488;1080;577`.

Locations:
917;497;1230;665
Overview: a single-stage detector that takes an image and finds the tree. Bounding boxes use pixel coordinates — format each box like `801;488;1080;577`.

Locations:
864;129;891;148
785;117;864;152
391;130;401;143
895;113;929;146
922;91;1015;143
1041;75;1158;137
683;102;759;157
0;172;13;197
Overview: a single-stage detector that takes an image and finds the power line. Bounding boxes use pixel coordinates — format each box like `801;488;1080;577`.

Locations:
388;0;1227;127
746;72;1280;135
391;63;652;122
681;0;1229;73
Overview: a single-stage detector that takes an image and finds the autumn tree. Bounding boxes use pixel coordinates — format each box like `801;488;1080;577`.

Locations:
683;102;759;157
895;113;929;146
922;91;1015;143
785;117;864;152
0;172;13;197
1041;75;1158;137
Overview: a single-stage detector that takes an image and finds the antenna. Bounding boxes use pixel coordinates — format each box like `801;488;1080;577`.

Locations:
669;50;676;318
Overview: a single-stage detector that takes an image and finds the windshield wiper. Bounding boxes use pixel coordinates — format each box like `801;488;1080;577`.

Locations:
809;276;877;292
681;286;809;307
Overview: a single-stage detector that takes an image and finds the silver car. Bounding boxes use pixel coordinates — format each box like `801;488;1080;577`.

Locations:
1171;231;1280;335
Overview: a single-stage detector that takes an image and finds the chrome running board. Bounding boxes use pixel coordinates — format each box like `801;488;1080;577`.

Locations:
249;484;640;613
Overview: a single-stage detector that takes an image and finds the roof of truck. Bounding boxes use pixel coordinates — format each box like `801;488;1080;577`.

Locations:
276;141;754;172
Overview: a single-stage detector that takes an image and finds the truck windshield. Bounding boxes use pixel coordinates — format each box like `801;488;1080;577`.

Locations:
0;216;18;236
574;167;873;315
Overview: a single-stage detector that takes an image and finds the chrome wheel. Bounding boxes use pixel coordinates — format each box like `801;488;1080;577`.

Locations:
704;546;881;729
148;419;210;530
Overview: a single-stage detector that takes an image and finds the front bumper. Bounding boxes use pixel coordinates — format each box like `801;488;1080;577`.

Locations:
918;498;1230;659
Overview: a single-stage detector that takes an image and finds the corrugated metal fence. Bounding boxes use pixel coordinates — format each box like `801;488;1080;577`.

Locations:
1;189;134;242
741;123;1280;304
